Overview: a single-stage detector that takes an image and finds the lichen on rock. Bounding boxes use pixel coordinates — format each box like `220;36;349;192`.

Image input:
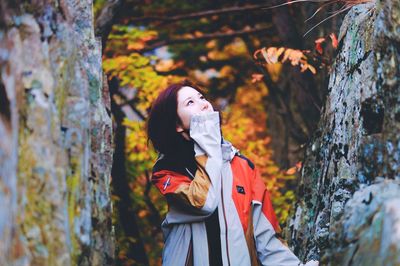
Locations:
0;1;114;265
287;0;400;264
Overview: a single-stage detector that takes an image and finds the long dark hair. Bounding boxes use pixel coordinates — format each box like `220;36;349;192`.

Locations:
146;79;205;156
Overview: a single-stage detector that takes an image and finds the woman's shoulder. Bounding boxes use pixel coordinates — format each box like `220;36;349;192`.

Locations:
151;155;188;183
152;153;196;178
233;151;255;170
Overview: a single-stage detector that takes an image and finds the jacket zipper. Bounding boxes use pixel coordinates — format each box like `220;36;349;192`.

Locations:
220;176;231;266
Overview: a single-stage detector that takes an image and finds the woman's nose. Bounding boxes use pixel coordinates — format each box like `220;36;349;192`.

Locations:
201;101;209;111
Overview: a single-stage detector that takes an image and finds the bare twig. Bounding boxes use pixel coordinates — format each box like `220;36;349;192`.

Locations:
262;0;371;10
129;4;275;24
140;25;272;52
303;5;351;36
262;0;372;36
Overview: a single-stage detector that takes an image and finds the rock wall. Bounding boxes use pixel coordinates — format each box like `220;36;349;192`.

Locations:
286;0;400;264
0;1;114;265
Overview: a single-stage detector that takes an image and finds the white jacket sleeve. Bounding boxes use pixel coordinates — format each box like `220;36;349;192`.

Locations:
159;112;224;224
253;202;304;266
188;111;223;214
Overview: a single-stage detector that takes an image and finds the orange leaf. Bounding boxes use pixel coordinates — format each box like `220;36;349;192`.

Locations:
314;37;325;54
266;47;285;64
266;63;282;82
194;31;204;37
329;33;338;49
127;42;145;50
307;64;317;74
253;49;261;60
285;166;297;175
283;49;304;66
260;47;270;64
251;73;264;83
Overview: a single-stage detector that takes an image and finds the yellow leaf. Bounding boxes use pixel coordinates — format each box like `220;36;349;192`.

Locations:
127;42;144;50
266;63;282;82
155;59;174;72
206;40;217;49
308;64;317;74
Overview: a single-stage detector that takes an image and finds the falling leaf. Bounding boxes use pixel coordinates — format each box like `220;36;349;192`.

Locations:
329;33;338;49
261;47;270;63
314;37;325;54
266;63;282;82
266;47;285;64
282;49;304;66
255;46;318;75
300;63;309;72
307;64;317;74
285;166;297;175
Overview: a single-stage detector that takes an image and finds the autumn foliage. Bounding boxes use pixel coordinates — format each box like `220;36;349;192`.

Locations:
95;0;348;262
102;25;302;265
221;83;298;221
253;33;338;75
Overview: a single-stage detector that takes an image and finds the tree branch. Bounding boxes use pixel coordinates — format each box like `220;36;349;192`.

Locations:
113;90;146;120
129;4;275;25
109;77;149;265
140;25;272;52
95;0;124;50
253;61;309;144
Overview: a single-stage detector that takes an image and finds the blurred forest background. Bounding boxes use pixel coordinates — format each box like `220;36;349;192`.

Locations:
96;0;341;264
0;0;399;265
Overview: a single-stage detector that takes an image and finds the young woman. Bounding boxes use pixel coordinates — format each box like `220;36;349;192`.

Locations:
147;79;318;266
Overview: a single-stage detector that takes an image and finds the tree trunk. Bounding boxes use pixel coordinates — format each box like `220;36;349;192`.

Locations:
286;0;400;264
109;77;149;266
0;1;114;265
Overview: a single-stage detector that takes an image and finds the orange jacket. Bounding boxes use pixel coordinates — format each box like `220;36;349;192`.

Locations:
152;152;281;235
151;112;302;266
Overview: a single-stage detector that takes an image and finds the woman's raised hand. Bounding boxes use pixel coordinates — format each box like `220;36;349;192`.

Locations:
189;111;222;158
304;260;319;266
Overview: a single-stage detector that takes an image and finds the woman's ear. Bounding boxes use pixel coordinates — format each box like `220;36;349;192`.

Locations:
176;123;184;133
176;122;190;140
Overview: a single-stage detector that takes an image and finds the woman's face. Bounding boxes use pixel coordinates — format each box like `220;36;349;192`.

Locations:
176;86;214;133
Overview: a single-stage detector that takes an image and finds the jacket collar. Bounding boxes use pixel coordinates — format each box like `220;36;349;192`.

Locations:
221;137;239;162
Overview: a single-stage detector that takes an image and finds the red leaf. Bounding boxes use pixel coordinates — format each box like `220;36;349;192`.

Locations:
253;49;262;60
295;161;302;170
314;37;325;55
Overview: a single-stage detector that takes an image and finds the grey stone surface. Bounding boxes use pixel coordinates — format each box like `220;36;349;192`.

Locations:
286;0;400;265
0;1;114;265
